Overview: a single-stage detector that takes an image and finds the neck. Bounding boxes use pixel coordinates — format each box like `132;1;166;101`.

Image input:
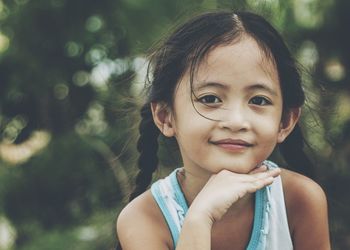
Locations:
177;168;208;205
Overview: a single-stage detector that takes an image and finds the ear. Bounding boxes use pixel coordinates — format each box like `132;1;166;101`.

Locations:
277;108;301;143
151;102;175;137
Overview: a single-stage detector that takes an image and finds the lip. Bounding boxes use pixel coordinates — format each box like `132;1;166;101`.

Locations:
211;138;253;151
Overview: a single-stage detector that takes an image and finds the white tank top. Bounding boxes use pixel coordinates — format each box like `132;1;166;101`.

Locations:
151;160;293;250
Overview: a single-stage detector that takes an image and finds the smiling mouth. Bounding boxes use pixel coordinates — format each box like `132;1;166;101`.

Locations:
210;139;253;151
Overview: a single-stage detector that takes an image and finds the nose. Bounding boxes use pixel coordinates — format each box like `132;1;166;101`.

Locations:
217;105;251;131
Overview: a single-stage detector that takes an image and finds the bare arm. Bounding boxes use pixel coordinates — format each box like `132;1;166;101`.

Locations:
282;170;331;250
116;192;172;250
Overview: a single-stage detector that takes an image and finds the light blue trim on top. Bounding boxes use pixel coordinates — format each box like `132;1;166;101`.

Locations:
246;186;266;250
250;160;278;249
170;169;189;214
151;160;278;250
151;181;180;245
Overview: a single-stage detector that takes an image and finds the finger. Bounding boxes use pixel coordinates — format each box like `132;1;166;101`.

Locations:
246;175;275;193
249;164;268;174
267;168;281;178
252;168;281;180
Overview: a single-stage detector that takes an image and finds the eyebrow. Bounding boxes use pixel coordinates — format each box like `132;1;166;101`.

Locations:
244;83;279;97
193;81;278;97
193;81;229;91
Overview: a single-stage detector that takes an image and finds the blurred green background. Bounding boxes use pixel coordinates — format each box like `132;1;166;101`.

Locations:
0;0;349;249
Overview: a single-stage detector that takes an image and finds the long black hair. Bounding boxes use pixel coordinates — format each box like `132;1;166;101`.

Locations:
117;10;313;249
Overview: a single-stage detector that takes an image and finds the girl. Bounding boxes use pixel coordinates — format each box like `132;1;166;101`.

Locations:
116;11;330;250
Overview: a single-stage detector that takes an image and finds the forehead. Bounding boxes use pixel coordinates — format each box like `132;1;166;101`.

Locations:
194;36;279;85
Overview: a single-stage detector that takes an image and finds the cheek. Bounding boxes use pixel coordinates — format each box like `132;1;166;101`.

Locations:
173;102;211;130
256;107;282;128
256;116;281;141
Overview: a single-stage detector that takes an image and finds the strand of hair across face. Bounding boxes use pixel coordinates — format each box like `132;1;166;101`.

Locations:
128;103;160;202
279;123;315;178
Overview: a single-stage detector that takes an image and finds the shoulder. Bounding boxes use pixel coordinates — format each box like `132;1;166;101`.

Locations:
280;168;331;249
280;168;327;216
116;190;172;250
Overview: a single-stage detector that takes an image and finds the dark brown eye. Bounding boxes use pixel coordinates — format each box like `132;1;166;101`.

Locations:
198;95;221;104
249;96;271;105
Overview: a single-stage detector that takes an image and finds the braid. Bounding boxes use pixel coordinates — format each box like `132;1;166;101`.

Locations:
116;104;160;250
128;103;160;201
279;123;315;178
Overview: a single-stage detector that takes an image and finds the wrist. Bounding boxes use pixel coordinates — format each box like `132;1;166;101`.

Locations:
184;207;214;228
176;209;213;250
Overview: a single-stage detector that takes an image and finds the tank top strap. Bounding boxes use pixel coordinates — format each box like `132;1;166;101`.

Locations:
151;168;188;245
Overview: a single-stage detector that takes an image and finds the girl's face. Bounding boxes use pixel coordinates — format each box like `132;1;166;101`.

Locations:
155;36;297;178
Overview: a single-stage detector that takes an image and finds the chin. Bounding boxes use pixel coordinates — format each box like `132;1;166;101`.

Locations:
212;160;262;174
212;165;253;174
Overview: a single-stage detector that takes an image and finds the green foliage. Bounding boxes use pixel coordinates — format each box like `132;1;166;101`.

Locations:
1;133;120;227
14;209;117;250
0;0;349;249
